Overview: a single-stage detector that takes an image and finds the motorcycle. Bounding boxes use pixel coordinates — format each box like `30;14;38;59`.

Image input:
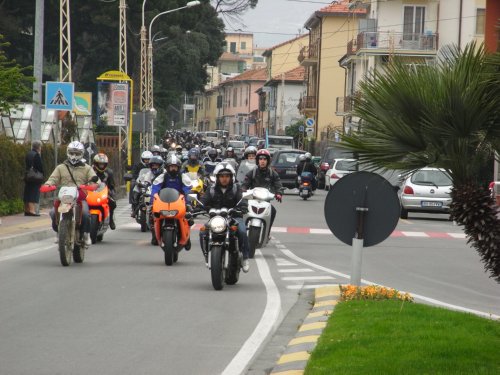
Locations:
125;170;151;232
40;184;97;266
243;187;274;258
152;187;192;266
298;172;314;200
194;205;246;291
182;172;204;204
86;182;110;244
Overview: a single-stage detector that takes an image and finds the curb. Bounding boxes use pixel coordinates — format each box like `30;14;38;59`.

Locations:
269;286;340;375
0;228;54;251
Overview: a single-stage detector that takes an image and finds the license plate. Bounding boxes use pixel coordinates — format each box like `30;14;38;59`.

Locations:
286;170;295;175
421;201;442;207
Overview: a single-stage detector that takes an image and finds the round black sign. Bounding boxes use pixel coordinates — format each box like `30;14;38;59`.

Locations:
324;171;400;247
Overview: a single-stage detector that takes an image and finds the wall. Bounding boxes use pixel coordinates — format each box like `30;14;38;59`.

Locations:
439;0;485;49
269;35;309;78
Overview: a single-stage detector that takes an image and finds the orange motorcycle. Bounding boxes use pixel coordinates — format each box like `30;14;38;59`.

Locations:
86;182;110;244
152;188;192;266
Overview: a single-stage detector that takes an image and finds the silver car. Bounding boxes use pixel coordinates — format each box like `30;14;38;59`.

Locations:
399;168;452;219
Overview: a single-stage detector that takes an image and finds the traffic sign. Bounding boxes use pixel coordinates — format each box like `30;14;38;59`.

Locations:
45;81;74;111
306;118;315;127
299;125;304;132
305;127;314;134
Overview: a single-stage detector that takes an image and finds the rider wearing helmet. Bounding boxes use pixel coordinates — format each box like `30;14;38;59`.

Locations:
243;146;257;161
150;145;162;156
242;149;283;234
199;162;250;272
203;147;222;175
150;154;193;245
236;146;257;182
296;152;317;190
181;148;206;176
44;141;99;246
225;146;240;163
175;145;183;156
92;153;117;230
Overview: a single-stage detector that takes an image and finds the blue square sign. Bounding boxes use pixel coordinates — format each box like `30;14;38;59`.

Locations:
45;81;74;111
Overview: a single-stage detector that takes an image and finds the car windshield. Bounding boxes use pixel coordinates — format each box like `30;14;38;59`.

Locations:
336;160;358;171
228;141;245;148
411;170;452;186
206;132;217;138
274;152;302;166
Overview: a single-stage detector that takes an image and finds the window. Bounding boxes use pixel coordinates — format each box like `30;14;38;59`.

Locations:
240;87;242;106
476;8;485;35
230;42;237;53
233;88;237;107
403;6;425;40
241;41;246;50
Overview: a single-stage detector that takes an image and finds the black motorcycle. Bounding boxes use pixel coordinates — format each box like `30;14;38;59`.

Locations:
124;173;150;232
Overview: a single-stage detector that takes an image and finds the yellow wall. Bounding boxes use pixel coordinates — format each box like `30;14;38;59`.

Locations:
317;16;358;138
268;35;309;78
208;92;218;131
225;33;254;68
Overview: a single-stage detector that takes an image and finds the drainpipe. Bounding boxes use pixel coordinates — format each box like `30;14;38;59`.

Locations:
458;0;463;48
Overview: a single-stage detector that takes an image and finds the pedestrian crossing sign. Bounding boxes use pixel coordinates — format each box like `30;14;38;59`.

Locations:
45;81;74;111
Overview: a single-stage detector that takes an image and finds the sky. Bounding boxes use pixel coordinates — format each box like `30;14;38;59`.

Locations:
225;0;330;48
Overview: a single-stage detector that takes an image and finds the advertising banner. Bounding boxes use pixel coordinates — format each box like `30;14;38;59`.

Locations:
97;82;129;126
73;92;92;116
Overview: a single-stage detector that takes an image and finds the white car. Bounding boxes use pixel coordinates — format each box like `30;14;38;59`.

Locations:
399;167;452;219
325;159;358;190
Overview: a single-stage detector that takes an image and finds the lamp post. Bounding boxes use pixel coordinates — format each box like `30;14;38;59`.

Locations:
147;0;200;145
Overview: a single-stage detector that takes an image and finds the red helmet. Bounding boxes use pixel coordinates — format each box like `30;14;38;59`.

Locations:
256;149;271;163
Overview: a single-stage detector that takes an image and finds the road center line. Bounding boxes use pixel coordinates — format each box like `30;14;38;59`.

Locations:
221;249;282;375
0;245;54;261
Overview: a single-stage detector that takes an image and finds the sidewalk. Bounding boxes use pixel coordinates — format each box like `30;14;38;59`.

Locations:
0;208;54;251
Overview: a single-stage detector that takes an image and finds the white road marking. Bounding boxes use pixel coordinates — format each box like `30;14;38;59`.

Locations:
401;231;428;237
270;227;287;233
287;284;337;290
221;250;282;375
309;228;331;234
281;276;335;281
448;233;466;239
278;268;314;273
0;245;54;261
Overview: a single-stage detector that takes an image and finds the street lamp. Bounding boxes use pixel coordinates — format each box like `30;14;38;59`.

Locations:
147;0;200;145
149;106;157;146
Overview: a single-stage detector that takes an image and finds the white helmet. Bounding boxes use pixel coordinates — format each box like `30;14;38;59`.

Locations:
141;150;153;165
67;141;85;165
214;161;236;180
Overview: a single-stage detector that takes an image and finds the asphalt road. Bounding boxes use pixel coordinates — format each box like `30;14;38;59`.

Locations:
0;189;498;374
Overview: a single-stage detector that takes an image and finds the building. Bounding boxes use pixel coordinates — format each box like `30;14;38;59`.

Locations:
194;88;218;132
263;34;309;79
224;32;254;69
299;1;366;143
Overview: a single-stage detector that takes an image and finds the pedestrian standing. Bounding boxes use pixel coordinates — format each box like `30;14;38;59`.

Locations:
23;140;44;216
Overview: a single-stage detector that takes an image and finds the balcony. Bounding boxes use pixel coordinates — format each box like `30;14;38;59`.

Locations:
335;96;354;116
298;41;319;67
348;31;438;55
299;96;317;112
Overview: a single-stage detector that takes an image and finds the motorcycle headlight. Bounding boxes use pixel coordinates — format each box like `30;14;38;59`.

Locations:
61;195;74;204
160;210;178;217
209;216;227;233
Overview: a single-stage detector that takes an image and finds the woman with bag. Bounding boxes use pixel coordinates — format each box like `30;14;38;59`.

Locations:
23;140;44;216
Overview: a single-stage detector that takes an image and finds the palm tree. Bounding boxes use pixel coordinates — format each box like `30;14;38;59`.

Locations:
341;42;500;281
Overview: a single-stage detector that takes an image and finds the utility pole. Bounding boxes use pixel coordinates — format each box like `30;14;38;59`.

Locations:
140;0;148;111
32;0;44;143
59;0;72;81
119;0;128;74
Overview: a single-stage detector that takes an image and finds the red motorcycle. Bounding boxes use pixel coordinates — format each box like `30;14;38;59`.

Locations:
86;183;110;244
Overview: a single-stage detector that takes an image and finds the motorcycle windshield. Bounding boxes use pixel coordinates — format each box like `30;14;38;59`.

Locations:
236;161;256;182
159;188;180;203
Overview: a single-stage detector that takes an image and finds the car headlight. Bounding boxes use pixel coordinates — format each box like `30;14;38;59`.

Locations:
160;210;178;217
209;216;227;233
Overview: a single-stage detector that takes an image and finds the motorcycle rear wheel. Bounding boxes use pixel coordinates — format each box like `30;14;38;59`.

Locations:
162;230;175;266
248;226;260;259
140;209;147;232
58;214;73;266
210;245;225;290
90;214;99;244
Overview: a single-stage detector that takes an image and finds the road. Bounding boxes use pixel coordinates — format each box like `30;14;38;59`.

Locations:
0;189;498;374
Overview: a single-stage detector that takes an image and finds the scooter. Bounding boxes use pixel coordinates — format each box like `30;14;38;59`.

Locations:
243;187;274;258
40;184;97;266
86;182;110;244
151;187;192;266
298;172;314;200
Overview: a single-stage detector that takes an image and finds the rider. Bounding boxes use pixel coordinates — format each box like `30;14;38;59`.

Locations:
198;162;250;272
181;148;206;176
150;154;194;245
242;149;283;234
296;152;318;190
203;147;222;176
224;146;240;163
129;150;152;207
150;145;162;157
44;141;98;246
235;146;257;183
92;153;117;230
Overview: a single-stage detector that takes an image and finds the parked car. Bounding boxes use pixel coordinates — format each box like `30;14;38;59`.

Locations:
325;159;358;190
270;149;306;189
318;145;356;189
399;167;452;219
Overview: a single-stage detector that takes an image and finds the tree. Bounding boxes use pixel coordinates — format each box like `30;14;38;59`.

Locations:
0;35;33;112
340;42;500;281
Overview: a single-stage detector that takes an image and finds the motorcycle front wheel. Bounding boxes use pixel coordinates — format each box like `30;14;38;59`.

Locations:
90;214;99;244
73;229;85;264
248;226;261;259
139;209;147;232
162;230;175;266
58;213;74;266
210;245;225;290
225;250;240;285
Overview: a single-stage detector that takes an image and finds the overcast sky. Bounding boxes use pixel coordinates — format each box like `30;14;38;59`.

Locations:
225;0;329;48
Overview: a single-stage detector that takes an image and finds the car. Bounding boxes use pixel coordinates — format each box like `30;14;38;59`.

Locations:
325;159;358;190
270;149;306;189
227;140;246;158
399;167;452;219
318;145;356;189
